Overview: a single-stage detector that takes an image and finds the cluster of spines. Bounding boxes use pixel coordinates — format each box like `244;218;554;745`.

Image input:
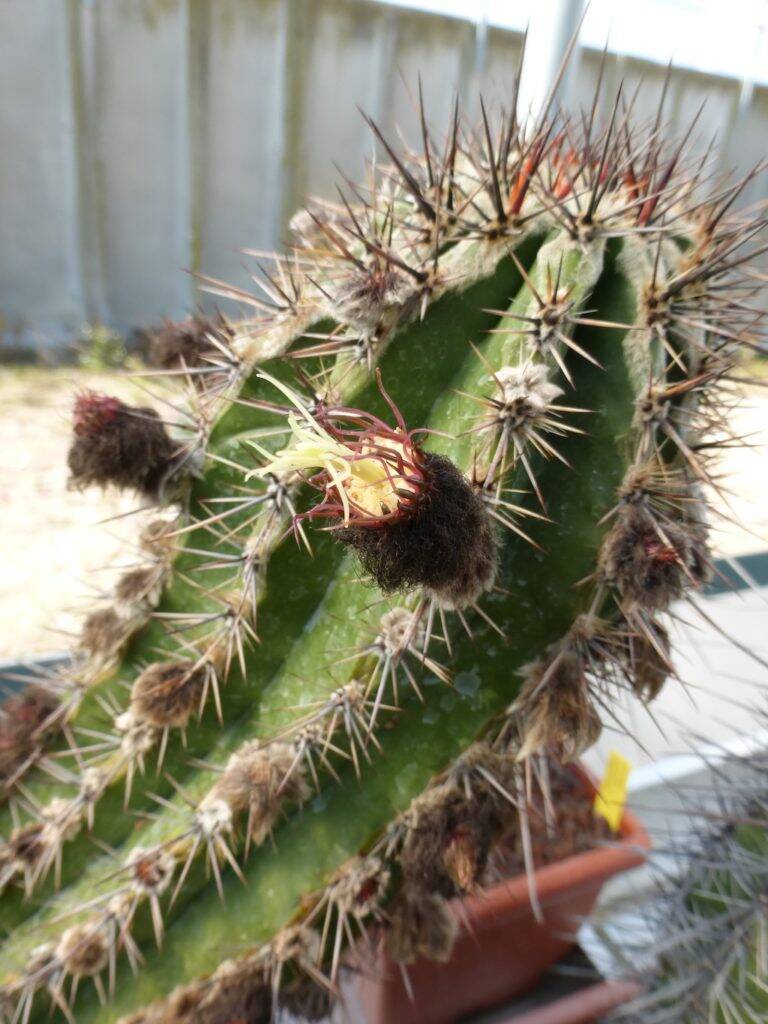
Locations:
0;52;765;1024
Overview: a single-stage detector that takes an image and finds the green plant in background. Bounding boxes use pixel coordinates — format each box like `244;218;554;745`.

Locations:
77;324;130;372
0;60;764;1022
605;723;768;1024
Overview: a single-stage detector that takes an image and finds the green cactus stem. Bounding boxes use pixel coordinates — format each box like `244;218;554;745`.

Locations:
0;66;764;1024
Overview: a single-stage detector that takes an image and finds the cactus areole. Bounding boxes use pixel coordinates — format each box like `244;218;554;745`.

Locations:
0;55;765;1024
252;369;498;605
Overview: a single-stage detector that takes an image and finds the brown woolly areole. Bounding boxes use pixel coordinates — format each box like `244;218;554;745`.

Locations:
386;890;459;964
139;517;179;557
514;631;605;762
126;846;176;898
4;822;45;873
508;606;676;763
68;391;180;498
55;925;109;978
624;617;672;702
130;661;207;729
326;258;416;336
211;741;311;846
79;606;129;659
599;502;710;610
115;565;166;608
392;745;521;900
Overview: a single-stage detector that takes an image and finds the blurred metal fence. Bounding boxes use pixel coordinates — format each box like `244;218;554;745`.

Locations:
1;0;766;354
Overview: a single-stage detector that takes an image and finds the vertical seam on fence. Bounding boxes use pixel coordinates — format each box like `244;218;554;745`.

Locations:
374;7;397;142
186;0;210;310
90;1;113;330
458;17;483;123
278;0;314;238
718;80;749;180
66;0;105;330
368;7;394;134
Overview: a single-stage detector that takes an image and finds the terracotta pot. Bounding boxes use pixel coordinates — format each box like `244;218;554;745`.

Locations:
355;766;649;1024
499;980;642;1024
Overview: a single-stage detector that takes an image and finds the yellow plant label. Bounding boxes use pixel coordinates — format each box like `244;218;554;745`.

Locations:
594;751;631;832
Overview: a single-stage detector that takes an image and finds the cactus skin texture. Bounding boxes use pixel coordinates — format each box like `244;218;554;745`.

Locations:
606;721;768;1024
0;61;765;1024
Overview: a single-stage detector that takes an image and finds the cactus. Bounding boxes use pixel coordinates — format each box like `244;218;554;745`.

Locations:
604;721;768;1023
0;63;765;1024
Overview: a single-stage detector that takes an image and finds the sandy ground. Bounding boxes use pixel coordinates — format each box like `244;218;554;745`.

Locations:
705;381;768;557
0;368;162;661
0;366;766;662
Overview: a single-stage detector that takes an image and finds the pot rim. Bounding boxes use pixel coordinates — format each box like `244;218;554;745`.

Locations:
495;979;643;1024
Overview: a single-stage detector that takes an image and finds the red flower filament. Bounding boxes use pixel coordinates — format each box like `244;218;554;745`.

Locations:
255;370;430;530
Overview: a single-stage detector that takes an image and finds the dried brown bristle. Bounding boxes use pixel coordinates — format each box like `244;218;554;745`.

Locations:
0;684;60;786
386;890;458;964
148;313;232;372
625;618;672;702
130;661;207;729
80;606;128;658
515;648;603;761
68;391;179;497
